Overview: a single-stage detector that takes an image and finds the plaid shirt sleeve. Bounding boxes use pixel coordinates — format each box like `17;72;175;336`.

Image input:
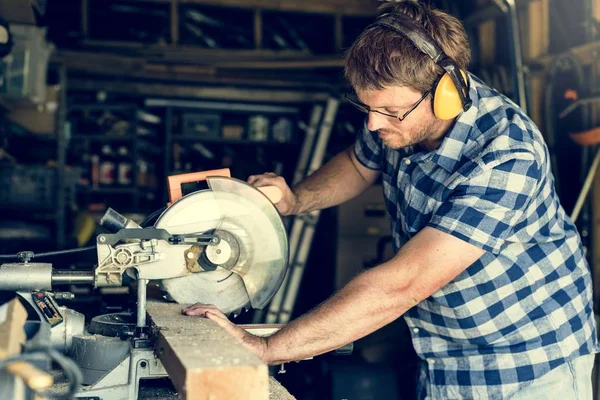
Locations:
353;121;383;171
428;150;541;254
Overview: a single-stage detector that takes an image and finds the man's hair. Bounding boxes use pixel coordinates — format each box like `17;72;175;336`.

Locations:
344;1;471;93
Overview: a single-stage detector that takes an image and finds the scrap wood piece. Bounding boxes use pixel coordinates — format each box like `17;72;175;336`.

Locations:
147;301;268;400
0;298;54;396
0;298;28;359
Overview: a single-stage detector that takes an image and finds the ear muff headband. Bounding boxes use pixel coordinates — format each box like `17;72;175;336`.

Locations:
368;13;472;120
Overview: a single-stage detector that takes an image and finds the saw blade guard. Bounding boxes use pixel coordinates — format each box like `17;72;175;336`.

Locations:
155;176;288;313
206;176;289;309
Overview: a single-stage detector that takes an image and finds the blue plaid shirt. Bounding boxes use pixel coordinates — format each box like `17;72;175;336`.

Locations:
354;74;598;399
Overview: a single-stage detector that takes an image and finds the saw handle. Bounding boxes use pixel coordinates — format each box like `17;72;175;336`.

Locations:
167;168;282;204
259;185;282;204
167;168;232;203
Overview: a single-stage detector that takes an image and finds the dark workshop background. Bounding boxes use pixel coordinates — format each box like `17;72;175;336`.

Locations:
1;0;600;399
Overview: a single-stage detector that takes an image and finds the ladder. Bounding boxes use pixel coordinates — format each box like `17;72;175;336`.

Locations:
254;96;340;324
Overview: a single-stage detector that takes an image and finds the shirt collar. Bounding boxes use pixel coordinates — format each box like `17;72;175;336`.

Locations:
429;74;480;173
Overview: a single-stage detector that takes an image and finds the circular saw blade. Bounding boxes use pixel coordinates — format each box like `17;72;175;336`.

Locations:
154;177;288;314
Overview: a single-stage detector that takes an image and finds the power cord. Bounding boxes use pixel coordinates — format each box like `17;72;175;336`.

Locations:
0;246;97;261
0;205;167;261
0;347;82;399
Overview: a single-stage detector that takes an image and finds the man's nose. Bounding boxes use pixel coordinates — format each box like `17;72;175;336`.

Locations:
367;111;389;132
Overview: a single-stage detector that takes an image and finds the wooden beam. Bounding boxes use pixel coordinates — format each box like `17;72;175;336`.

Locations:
147;301;268;400
477;19;496;66
254;9;263;49
521;0;549;131
335;14;343;51
78;41;314;62
125;0;379;16
81;0;89;39
590;0;600;314
531;40;600;70
213;57;345;69
0;298;28;359
525;0;549;62
68;79;331;102
171;0;179;45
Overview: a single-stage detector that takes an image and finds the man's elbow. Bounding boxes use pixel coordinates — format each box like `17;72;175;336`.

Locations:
366;267;424;314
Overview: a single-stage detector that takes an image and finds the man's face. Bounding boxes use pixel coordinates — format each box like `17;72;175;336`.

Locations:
356;85;440;150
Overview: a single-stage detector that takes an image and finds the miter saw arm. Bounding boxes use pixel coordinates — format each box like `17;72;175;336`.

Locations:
94;222;221;288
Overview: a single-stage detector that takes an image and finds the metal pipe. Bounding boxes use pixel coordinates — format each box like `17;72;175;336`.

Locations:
493;0;528;113
0;263;53;291
137;278;148;328
51;270;95;285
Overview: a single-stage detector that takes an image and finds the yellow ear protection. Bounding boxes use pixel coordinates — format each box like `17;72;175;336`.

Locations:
369;13;472;120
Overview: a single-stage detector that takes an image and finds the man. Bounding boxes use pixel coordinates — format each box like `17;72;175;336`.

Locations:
183;1;599;398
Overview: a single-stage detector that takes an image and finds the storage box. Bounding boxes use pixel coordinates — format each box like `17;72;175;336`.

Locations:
7;85;58;134
182;113;221;138
0;24;54;104
222;125;244;140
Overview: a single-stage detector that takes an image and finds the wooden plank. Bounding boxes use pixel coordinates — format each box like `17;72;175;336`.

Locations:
0;298;28;359
125;0;379;16
81;0;89;39
147;301;268;400
67;79;332;102
171;0;179;45
527;75;545;129
477;19;496;66
0;298;36;400
335;14;343;51
592;0;600;312
213;57;345;69
522;0;549;130
77;41;313;61
594;0;600;19
254;9;263;49
476;0;494;66
525;0;549;62
593;147;600;310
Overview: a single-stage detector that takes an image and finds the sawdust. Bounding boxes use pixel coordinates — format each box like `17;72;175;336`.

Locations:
269;376;296;400
43;369;70;396
45;354;294;399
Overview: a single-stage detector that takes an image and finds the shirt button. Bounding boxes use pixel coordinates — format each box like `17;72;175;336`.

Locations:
413;328;419;333
427;358;435;365
404;158;411;165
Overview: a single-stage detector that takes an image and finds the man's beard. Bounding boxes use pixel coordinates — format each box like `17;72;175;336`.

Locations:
379;120;435;150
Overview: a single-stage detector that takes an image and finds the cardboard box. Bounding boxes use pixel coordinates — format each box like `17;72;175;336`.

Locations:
7;84;58;134
0;0;36;24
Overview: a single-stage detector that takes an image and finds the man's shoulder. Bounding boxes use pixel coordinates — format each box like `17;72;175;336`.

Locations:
463;74;544;161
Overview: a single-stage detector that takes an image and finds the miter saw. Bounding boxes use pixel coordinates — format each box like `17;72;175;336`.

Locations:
0;169;293;399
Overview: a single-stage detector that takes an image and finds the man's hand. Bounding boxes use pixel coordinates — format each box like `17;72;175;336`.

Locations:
247;173;298;215
181;303;270;363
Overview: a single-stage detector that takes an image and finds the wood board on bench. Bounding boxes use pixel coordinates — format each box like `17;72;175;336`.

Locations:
147;301;294;400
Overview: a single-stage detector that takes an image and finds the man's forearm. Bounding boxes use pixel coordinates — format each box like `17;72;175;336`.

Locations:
292;147;377;214
264;264;411;364
262;227;485;365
